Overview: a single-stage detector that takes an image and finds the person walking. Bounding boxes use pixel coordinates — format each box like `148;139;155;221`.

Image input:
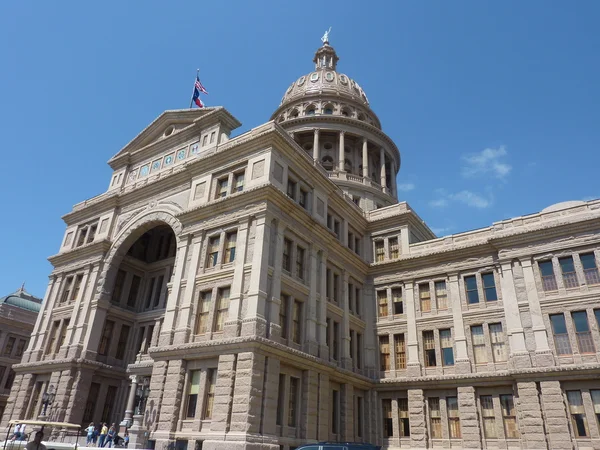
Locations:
9;424;21;441
105;424;116;448
85;423;95;446
98;423;108;448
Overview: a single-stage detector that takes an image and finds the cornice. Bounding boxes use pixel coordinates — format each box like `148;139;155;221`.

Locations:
48;241;110;269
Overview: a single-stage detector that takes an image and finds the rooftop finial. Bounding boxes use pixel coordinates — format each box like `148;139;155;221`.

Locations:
19;282;25;292
321;27;332;45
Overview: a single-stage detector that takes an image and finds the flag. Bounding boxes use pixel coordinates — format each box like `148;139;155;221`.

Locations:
191;74;208;108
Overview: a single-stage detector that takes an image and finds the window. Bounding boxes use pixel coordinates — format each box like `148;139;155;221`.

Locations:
423;331;436;367
439;329;453;366
355;287;361;316
296;246;305;279
224;232;237;263
207;236;220;267
581;253;600;285
559;256;579;288
356;396;364;438
398;398;410;437
203;369;216;419
83;382;100;423
195;291;211;335
375;241;385;262
481;395;496;438
76;227;88;247
288;377;299;427
45;322;60;355
282;239;292;272
153;275;164;308
567;390;589;437
210;131;215;143
490;323;508;362
112;270;126;303
382;399;393;437
98;320;114;356
216;177;228;198
379;335;390;371
539;260;558;291
115;325;130;360
280;294;288;339
332;389;339;434
596;309;600;330
550;313;572;355
389;237;399;259
3;337;15;356
232;172;245;192
500;394;519;438
572;311;595;353
420;283;431;312
186;370;201;418
61;276;74;303
276;374;285;426
471;325;487;364
71;274;83;302
482;273;498;301
333;321;339;360
299;189;308;209
429;397;442;438
378;290;388;317
447;397;461;438
394;334;406;369
4;369;15;390
435;281;448;310
590;390;600;430
333;273;339;302
57;320;69;350
356;333;362;369
287;179;297;200
465;275;479;304
214;287;230;332
127;275;141;308
325;318;331;349
15;339;26;358
392;288;403;314
292;300;302;344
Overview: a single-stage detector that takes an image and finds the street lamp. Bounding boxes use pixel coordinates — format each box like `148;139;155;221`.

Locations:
134;377;150;415
41;385;55;416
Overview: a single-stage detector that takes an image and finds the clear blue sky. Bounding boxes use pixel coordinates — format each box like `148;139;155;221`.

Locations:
1;1;599;298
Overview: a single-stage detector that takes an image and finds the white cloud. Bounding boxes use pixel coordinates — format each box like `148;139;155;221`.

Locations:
449;190;491;208
461;146;512;180
397;183;415;192
430;226;452;236
429;189;492;209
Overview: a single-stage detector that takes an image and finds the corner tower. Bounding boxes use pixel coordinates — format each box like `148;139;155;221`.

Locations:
271;36;401;211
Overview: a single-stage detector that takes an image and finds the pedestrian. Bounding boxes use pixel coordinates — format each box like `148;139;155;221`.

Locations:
93;425;99;446
98;423;108;448
86;422;95;446
105;424;116;448
10;423;21;441
25;431;47;450
19;425;27;441
123;432;129;448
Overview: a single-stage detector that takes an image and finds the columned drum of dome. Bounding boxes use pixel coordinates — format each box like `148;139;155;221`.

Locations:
271;40;401;212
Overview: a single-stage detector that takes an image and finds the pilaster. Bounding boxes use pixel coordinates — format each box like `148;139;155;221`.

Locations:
268;222;285;341
304;246;319;356
408;389;427;448
404;282;421;376
448;274;470;373
230;352;265;434
516;382;547;449
539;381;570;450
457;386;481;448
224;218;251;338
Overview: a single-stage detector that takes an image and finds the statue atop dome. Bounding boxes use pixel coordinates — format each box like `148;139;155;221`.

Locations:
321;27;332;45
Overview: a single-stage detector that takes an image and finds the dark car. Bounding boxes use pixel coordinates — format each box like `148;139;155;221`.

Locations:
296;443;380;450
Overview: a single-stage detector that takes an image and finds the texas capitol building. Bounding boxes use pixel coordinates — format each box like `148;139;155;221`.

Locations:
2;36;600;450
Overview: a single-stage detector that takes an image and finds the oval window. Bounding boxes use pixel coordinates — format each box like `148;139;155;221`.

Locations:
310;72;319;82
339;74;348;85
325;72;334;82
297;76;306;86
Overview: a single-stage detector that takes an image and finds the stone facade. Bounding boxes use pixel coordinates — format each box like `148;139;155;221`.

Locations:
3;39;600;450
0;286;41;420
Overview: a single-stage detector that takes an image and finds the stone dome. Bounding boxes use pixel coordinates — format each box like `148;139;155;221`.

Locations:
272;41;381;129
541;200;586;213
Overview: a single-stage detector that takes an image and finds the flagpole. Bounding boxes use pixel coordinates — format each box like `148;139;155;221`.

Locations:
189;69;199;109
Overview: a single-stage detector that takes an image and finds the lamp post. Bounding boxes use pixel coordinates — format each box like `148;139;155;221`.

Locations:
41;384;55;417
134;377;150;415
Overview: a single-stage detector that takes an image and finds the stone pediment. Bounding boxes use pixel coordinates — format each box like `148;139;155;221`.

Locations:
108;108;219;164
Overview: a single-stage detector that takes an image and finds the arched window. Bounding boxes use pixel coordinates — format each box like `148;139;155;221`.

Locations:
323;104;334;115
321;156;334;171
341;107;352;117
306;106;316;116
357;113;366;121
303;142;313;152
289;109;299;119
344;158;352;173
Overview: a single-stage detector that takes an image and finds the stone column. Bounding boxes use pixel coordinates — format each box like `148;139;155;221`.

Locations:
457;386;481;448
82;305;108;360
268;222;285;340
317;373;330;441
243;214;271;337
144;361;168;431
341;272;352;369
29;275;61;361
341;383;354;441
338;131;346;171
301;370;319;440
520;257;554;367
318;252;329;359
173;233;204;344
391;161;398;199
313;128;320;162
362;138;369;178
158;238;190;346
539;381;571;450
499;261;531;368
120;375;139;427
224;218;250;338
448;274;470;373
261;357;281;437
404;283;421;376
516;382;547;449
153;360;186;446
63;368;94;425
229;352;265;435
209;354;236;433
304;247;319;356
380;148;387;191
68;264;100;358
408;389;427;448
